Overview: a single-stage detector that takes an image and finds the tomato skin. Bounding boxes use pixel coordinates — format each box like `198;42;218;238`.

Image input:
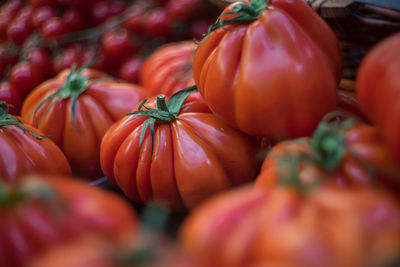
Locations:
27;48;54;80
62;8;86;32
21;68;149;179
118;56;143;84
255;122;400;192
0;0;24;39
144;8;171;37
0;174;137;267
0;116;71;182
7;6;34;45
193;0;341;140
41;16;67;40
140;41;199;98
0;82;23;115
180;185;400;267
100;97;259;210
32;6;56;29
9;61;43;97
356;33;400;163
53;44;80;74
101;30;136;66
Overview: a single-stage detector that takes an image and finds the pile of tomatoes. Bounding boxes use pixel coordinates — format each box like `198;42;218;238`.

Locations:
1;0;400;266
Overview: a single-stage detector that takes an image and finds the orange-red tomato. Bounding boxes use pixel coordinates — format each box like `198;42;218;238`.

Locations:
255;120;400;193
21;68;148;179
0;103;71;182
180;185;400;267
100;92;259;210
357;33;400;163
193;0;341;140
0;174;137;267
140;41;201;99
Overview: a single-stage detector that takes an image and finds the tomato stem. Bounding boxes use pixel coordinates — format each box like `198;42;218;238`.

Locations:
0;101;45;140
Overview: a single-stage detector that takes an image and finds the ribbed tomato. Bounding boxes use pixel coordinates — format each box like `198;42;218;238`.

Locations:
0;174;138;267
140;41;200;99
193;0;341;139
21;67;148;179
0;102;71;182
180;185;400;267
100;88;259;210
255;118;400;193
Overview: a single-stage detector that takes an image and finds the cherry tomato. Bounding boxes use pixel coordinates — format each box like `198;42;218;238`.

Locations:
27;48;54;79
30;0;57;8
144;8;171;37
108;0;127;16
101;29;135;66
41;16;68;40
118;56;143;83
80;46;106;71
0;0;23;39
53;45;81;73
190;20;209;40
166;0;203;20
62;8;86;32
0;82;22;115
32;6;56;29
7;6;34;45
90;1;111;25
0;43;18;79
9;62;43;96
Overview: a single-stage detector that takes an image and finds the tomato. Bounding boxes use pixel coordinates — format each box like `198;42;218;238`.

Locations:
0;174;137;267
356;33;400;163
190;20;209;40
0;43;18;79
144;8;171;37
337;79;366;120
0;0;23;39
101;29;136;66
21;67;148;179
9;61;43;97
7;6;34;45
108;0;127;16
166;0;203;20
193;0;341;139
32;6;56;29
0;102;71;182
0;82;23;115
90;1;111;25
180;185;400;267
62;8;86;32
27;48;54;80
118;56;143;84
140;41;199;98
255;118;400;193
100;88;259;210
53;45;81;74
41;16;67;40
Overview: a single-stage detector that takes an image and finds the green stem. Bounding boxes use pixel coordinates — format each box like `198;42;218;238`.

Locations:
0;102;45;140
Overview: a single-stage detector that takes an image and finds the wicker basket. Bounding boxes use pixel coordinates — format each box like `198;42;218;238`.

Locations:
208;0;400;79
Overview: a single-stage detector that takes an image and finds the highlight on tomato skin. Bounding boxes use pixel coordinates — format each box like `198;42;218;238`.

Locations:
100;88;261;211
0;174;138;267
20;67;149;179
192;0;342;140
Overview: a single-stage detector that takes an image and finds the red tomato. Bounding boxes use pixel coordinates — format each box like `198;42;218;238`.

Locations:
0;174;137;267
32;6;56;29
356;33;400;163
118;56;143;84
41;16;67;40
0;43;18;79
193;0;341;139
101;29;138;66
0;82;23;115
62;8;86;32
90;1;111;25
9;61;43;97
21;67;148;179
7;6;34;45
27;48;54;79
144;8;171;37
108;0;127;16
100;89;259;210
0;102;71;181
166;0;203;20
255;119;400;193
140;41;199;98
180;185;400;267
0;0;23;39
53;45;81;74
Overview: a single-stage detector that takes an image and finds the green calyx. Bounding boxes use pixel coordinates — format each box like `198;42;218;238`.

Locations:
310;117;355;171
199;0;269;43
0;101;45;140
127;86;198;152
33;65;104;128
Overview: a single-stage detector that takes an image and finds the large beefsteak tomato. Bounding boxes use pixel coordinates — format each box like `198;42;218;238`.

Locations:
100;87;259;210
0;102;71;182
193;0;341;140
356;32;400;163
21;67;148;178
180;185;400;267
0;174;138;267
